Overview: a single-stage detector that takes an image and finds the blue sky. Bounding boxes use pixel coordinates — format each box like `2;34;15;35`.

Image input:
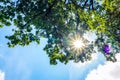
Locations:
1;1;120;80
0;26;106;80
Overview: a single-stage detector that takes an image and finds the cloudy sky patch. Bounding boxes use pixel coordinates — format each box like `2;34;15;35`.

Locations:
86;53;120;80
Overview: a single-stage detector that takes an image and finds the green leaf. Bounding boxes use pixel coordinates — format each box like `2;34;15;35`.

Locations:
5;21;11;26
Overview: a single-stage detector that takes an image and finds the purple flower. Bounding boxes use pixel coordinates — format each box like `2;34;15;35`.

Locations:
103;45;110;54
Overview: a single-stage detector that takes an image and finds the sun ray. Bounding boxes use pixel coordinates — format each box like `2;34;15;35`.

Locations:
67;33;86;54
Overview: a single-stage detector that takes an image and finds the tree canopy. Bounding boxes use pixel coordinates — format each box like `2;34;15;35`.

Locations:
0;0;120;65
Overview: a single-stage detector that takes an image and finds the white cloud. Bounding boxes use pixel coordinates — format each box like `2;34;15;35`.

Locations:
0;71;5;80
86;53;120;80
69;53;101;80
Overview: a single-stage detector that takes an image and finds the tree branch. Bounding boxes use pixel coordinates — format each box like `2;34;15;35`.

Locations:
83;0;88;9
90;0;94;10
71;0;94;10
71;0;83;9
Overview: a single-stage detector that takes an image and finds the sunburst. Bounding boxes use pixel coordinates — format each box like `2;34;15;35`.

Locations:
68;33;85;54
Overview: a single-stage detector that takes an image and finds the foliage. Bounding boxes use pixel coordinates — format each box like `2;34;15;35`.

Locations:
0;0;120;64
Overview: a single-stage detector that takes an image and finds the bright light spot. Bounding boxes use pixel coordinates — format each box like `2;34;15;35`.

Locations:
67;33;86;54
73;40;84;48
0;71;4;80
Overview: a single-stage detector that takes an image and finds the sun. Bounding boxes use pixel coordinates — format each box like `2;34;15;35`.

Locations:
73;39;84;48
68;34;85;54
